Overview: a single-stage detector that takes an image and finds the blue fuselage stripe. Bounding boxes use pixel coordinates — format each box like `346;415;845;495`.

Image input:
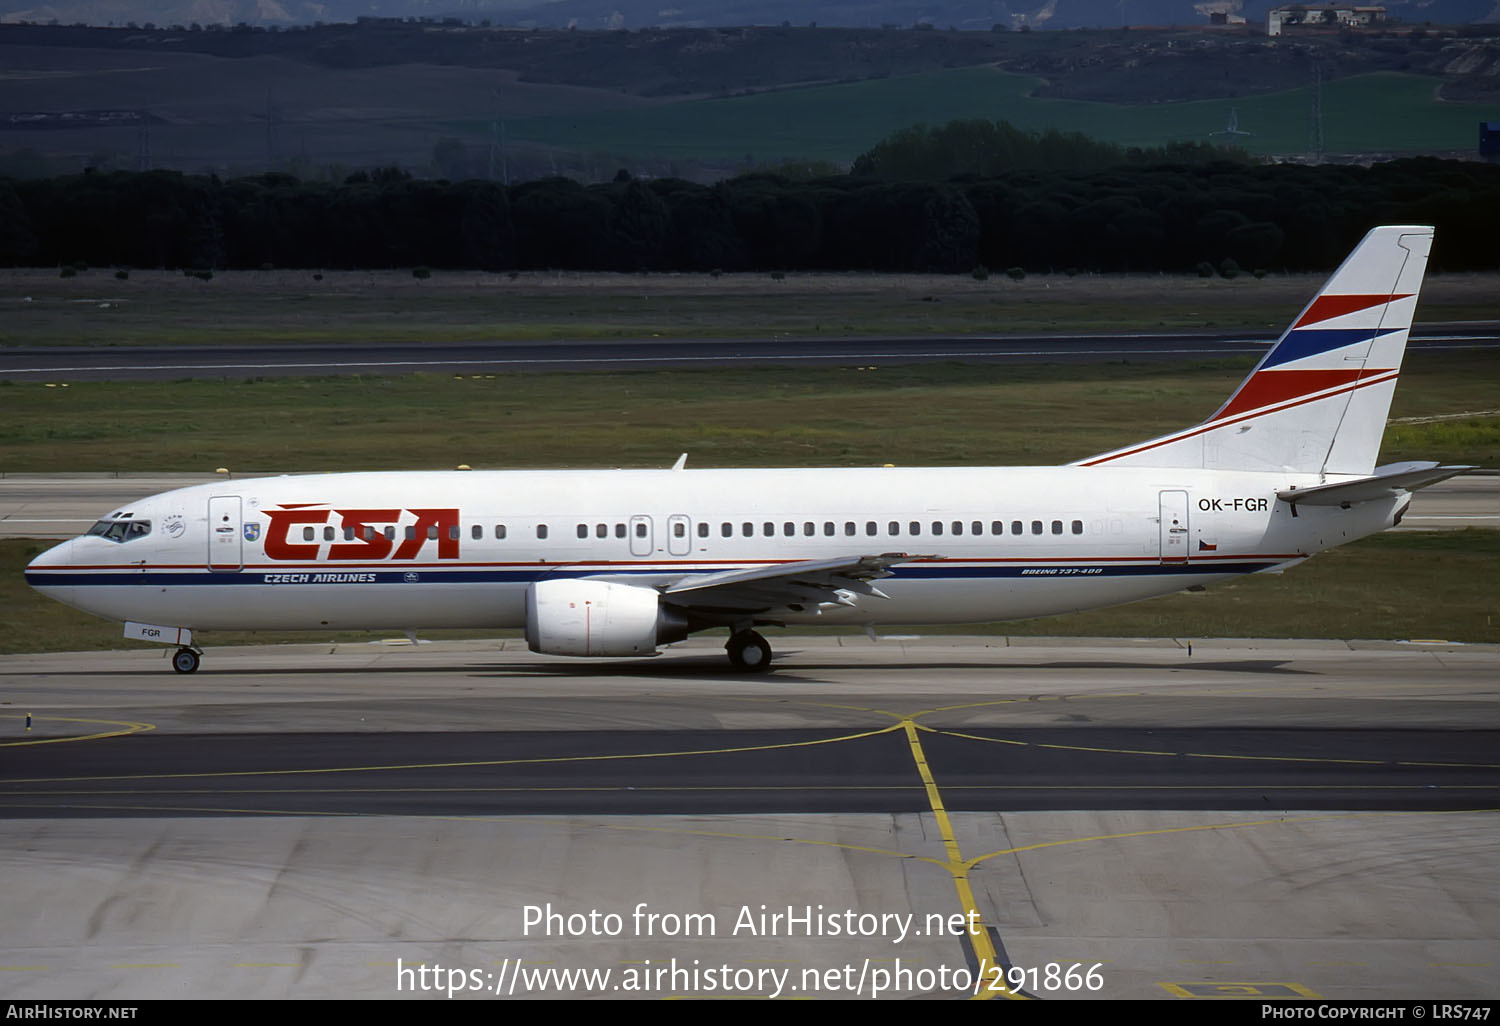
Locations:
26;562;1281;588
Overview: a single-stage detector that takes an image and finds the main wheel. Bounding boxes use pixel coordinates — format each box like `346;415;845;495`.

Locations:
726;630;772;672
172;647;200;674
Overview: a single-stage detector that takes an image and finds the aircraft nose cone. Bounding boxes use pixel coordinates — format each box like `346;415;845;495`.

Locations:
25;538;76;586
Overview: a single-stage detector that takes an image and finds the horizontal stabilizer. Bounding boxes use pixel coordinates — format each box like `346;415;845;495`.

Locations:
1276;462;1474;507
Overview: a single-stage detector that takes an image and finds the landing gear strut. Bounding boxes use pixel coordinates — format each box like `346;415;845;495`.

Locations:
726;630;772;672
172;647;201;674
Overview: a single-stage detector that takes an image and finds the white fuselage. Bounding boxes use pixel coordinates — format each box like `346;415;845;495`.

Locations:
25;466;1401;633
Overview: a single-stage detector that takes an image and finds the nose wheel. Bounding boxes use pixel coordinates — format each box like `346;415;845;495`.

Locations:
172;647;201;674
726;630;773;672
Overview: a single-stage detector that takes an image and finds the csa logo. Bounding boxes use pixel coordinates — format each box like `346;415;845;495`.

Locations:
243;523;261;542
261;505;461;562
163;515;185;538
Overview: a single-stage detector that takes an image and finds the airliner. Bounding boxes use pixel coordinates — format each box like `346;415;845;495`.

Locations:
25;226;1470;674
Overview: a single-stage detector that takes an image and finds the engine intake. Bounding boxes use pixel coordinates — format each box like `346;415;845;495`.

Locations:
525;579;687;657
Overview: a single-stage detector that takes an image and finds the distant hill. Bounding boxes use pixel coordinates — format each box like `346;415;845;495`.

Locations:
3;19;1496;101
2;0;1497;29
2;21;1497;179
494;0;1500;32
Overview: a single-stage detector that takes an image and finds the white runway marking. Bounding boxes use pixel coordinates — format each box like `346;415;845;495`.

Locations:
4;348;1252;374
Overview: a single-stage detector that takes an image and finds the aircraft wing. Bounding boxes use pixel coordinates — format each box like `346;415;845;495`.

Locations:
1277;461;1474;507
661;552;934;615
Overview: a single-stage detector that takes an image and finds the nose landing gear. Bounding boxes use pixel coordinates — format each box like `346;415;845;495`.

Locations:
172;647;201;674
124;622;202;673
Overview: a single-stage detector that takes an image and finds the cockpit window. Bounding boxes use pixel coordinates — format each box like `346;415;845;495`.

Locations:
86;519;152;543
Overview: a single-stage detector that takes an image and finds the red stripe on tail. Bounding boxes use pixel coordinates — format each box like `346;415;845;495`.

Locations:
1292;293;1411;329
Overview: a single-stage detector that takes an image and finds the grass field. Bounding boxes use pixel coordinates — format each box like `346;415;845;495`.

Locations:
6;530;1497;654
2;45;1489;175
0;45;657;175
2;353;1497;472
499;68;1495;161
3;267;1497;348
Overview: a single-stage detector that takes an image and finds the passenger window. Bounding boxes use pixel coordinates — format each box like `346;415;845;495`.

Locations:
888;521;899;536
635;523;647;538
932;522;944;536
426;525;438;540
325;526;336;541
722;523;733;538
784;522;794;537
952;521;963;535
865;522;877;536
386;526;396;540
823;522;834;536
697;522;709;538
972;521;982;535
449;525;460;541
844;522;856;536
495;525;507;540
302;527;315;541
597;524;608;539
472;525;482;540
363;526;375;541
345;527;356;541
673;522;686;538
909;521;920;535
577;524;588;539
1072;520;1083;535
1051;520;1063;535
763;523;773;536
537;524;549;540
615;524;626;538
991;521;1002;535
1031;521;1042;535
803;522;815;536
743;523;754;537
1011;521;1022;535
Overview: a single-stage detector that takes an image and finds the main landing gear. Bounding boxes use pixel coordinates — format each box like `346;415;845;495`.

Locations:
172;647;201;674
726;630;773;673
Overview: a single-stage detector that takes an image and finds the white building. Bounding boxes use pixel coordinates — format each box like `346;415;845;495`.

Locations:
1268;4;1386;36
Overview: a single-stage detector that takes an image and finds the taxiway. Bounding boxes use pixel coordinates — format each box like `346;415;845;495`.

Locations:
1;637;1496;1000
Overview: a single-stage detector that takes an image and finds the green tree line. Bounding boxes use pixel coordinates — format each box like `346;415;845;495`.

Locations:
2;157;1498;274
850;120;1238;179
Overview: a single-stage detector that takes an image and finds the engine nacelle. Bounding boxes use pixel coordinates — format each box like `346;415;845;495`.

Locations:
525;579;687;657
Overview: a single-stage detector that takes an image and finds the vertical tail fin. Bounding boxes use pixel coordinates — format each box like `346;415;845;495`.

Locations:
1078;225;1434;475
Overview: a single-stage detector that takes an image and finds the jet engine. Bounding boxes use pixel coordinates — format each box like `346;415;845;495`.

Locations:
525;579;688;657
